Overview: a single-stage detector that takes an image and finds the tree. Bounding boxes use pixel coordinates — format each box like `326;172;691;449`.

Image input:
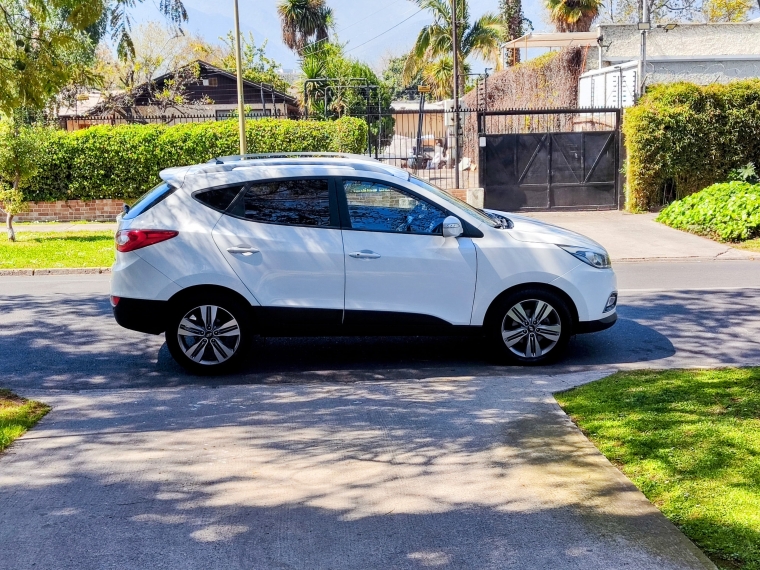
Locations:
703;0;753;20
404;0;504;99
215;32;291;93
277;0;333;55
105;0;188;61
544;0;603;32
381;54;423;100
500;0;532;65
0;118;44;240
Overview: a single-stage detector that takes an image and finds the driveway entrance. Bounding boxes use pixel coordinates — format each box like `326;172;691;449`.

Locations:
478;108;622;211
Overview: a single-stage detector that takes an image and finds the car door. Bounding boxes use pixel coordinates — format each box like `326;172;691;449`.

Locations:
212;177;344;324
339;178;477;326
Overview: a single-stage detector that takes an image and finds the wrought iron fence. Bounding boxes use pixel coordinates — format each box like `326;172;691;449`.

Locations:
58;109;284;131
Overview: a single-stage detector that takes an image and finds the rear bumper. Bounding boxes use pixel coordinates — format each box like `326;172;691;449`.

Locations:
113;297;169;335
575;312;617;334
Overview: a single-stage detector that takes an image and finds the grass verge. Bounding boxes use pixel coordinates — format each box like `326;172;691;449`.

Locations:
734;238;760;253
0;231;114;269
556;368;760;570
1;389;50;453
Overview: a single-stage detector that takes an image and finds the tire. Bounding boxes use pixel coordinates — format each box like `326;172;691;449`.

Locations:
486;288;573;365
165;292;251;375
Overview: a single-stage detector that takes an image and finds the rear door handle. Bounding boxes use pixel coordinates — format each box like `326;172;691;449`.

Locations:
349;250;381;259
226;245;260;256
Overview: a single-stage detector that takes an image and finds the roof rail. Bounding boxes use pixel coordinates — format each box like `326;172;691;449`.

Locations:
208;152;378;164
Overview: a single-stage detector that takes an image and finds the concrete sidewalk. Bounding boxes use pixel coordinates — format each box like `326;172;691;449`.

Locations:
525;211;754;261
0;374;716;570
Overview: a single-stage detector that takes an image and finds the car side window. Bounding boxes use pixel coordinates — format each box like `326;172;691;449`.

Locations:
343;180;447;235
194;185;245;212
235;179;332;227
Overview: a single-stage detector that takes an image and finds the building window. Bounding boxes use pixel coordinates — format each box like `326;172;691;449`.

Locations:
202;77;218;87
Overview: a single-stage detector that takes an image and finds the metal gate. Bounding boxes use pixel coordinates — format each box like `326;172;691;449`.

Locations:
477;108;622;211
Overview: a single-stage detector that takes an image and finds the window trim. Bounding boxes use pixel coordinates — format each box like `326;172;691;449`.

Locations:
191;183;249;214
221;176;340;229
337;177;455;237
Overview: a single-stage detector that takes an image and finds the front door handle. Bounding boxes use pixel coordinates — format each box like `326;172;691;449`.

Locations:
349;250;381;259
227;245;260;256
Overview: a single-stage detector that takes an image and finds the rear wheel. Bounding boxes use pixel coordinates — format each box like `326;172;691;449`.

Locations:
487;289;572;365
166;293;251;374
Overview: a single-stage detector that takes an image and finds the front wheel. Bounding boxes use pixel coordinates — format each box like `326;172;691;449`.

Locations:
165;294;251;374
487;289;572;365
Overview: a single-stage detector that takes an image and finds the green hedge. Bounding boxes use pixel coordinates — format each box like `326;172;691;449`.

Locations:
656;181;760;241
13;117;367;202
623;81;760;211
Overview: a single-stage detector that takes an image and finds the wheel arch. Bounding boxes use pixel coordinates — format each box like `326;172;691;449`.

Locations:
483;283;580;331
167;284;253;312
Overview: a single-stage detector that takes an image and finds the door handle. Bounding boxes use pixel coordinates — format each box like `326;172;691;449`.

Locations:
226;245;260;256
349;250;381;259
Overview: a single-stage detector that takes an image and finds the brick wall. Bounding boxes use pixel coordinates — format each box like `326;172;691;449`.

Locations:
4;199;124;222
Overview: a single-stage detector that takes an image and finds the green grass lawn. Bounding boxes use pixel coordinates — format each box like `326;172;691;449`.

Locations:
556;368;760;569
735;238;760;253
0;389;50;453
0;231;115;269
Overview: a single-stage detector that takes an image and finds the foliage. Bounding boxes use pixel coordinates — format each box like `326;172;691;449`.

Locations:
2;117;367;202
0;0;102;114
622;81;760;211
598;0;701;24
0;231;114;268
0;389;50;453
556;368;760;570
545;0;602;32
404;0;504;98
656;181;760;241
703;0;754;20
500;0;532;65
728;162;759;184
215;32;291;93
105;0;188;61
277;0;333;55
382;54;423;101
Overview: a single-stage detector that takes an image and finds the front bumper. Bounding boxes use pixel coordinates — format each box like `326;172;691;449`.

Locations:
113;297;169;335
575;312;617;334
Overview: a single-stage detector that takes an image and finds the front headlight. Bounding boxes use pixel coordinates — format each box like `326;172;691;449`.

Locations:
559;245;611;269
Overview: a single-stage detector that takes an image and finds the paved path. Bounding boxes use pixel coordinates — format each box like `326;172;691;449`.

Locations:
526;211;753;261
1;375;715;570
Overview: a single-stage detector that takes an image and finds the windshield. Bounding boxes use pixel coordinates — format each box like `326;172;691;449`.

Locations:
123;182;176;220
408;176;499;228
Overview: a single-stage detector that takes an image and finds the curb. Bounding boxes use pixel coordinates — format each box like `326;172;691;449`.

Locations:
0;267;111;276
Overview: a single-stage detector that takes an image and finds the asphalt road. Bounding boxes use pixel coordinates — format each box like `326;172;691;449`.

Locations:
1;260;759;391
1;260;758;570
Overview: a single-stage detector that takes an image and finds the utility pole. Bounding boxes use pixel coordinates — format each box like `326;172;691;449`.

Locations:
452;0;460;189
233;0;247;155
638;0;650;99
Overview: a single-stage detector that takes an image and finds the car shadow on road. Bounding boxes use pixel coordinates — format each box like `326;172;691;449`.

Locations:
0;291;688;390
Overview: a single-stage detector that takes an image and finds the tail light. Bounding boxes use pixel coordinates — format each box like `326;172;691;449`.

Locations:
115;229;178;252
110;296;120;307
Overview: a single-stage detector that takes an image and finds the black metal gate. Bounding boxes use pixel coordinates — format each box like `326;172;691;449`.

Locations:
477;108;622;211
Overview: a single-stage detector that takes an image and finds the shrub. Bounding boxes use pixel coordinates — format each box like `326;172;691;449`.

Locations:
656;181;760;241
623;81;760;211
4;117;367;203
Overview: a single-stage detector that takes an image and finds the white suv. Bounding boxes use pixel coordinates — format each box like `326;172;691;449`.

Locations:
111;153;617;373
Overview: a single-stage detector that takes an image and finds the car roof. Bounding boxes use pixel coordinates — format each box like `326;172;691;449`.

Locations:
159;153;410;191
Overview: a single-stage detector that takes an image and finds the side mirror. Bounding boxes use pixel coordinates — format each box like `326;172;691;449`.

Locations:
442;215;463;238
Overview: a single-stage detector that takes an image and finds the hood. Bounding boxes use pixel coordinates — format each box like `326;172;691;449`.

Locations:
487;210;606;251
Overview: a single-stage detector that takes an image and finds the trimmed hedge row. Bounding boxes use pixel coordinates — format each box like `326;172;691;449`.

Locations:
14;117;367;202
623;81;760;211
656;181;760;241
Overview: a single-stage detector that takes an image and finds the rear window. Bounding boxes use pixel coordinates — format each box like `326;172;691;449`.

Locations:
194;185;245;212
123;183;176;220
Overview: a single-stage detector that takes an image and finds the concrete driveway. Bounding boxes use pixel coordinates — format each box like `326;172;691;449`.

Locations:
526;211;753;261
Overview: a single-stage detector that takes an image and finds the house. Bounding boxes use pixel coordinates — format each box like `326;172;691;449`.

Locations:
504;23;760;108
58;60;300;129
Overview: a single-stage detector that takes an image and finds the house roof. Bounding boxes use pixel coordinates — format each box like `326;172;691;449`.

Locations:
149;60;298;105
503;32;600;49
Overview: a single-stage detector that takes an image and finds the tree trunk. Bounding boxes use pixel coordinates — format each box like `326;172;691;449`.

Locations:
6;212;14;242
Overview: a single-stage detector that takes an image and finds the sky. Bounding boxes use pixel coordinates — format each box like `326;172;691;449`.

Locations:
128;0;551;73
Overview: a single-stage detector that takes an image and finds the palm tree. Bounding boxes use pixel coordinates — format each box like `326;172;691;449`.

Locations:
277;0;333;55
404;0;504;98
544;0;601;32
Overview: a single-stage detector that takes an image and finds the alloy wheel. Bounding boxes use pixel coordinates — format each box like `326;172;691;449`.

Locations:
501;299;562;359
177;305;241;365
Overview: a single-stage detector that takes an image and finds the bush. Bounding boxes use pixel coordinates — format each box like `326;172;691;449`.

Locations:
656;181;760;241
4;117;367;202
623;81;760;211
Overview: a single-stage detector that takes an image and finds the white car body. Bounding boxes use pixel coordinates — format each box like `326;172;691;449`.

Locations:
111;154;617;366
